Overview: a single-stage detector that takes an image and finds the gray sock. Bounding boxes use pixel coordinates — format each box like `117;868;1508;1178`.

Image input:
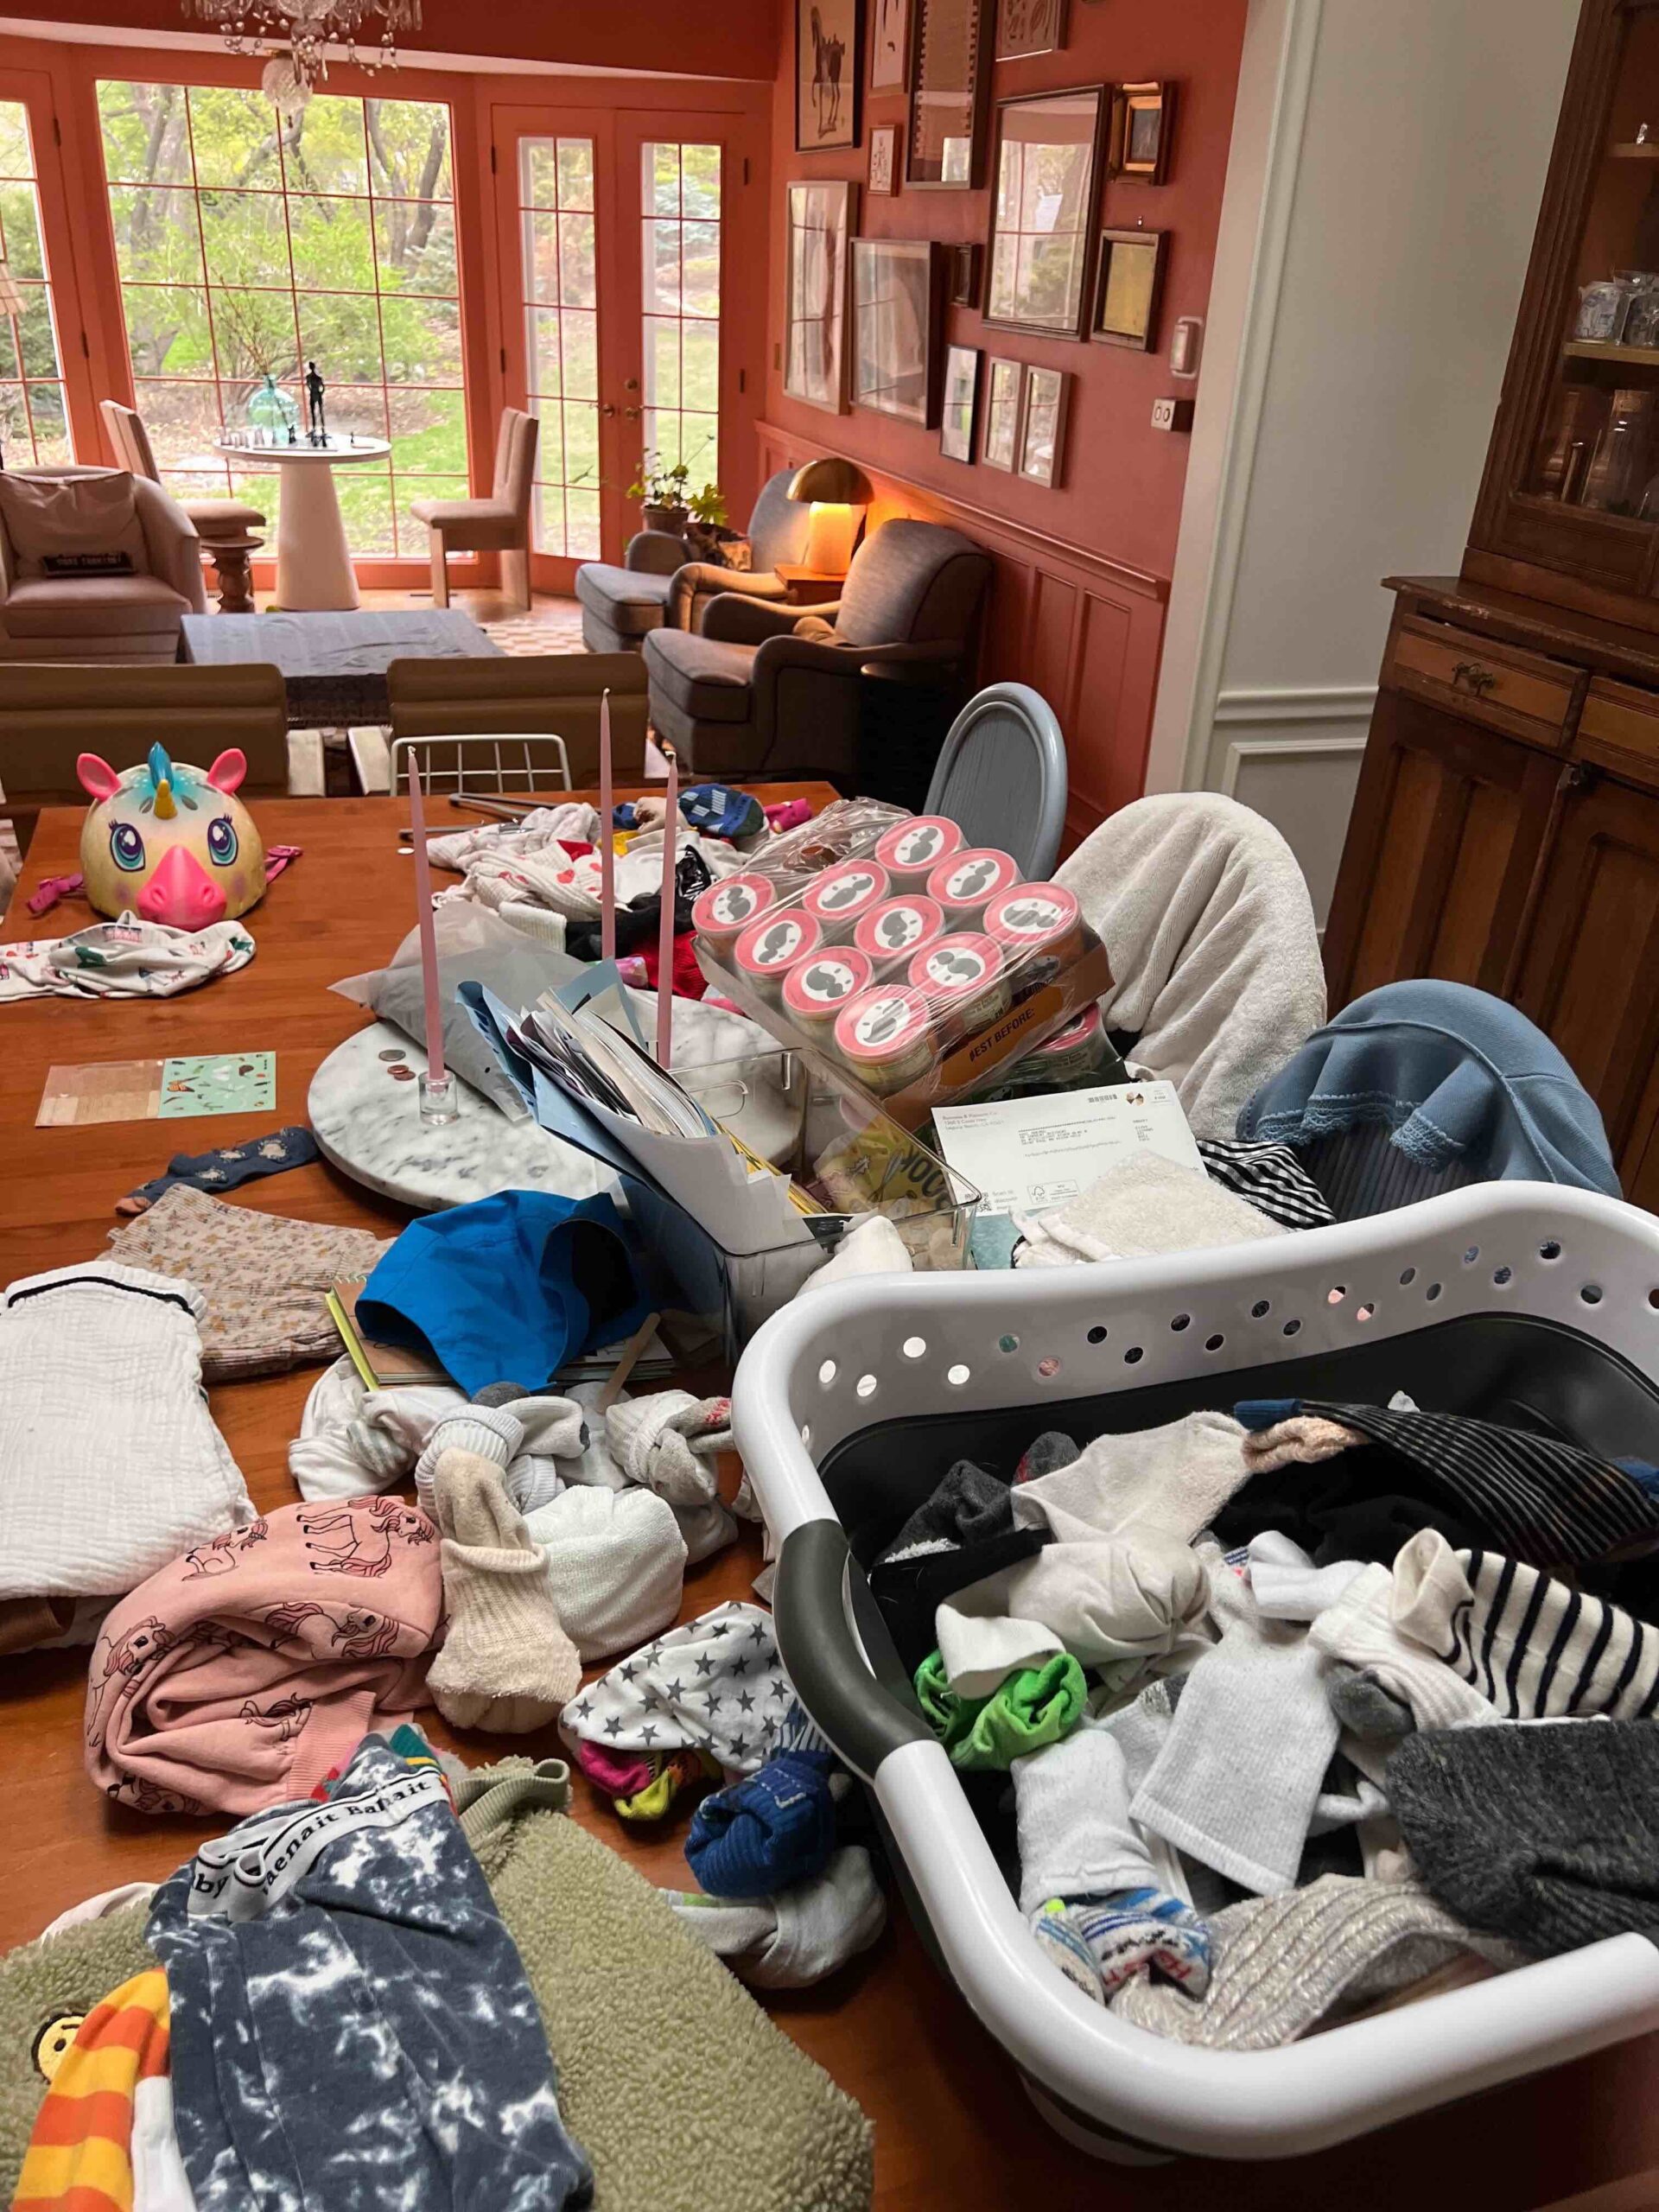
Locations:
1327;1662;1414;1740
1389;1719;1659;1955
881;1459;1013;1563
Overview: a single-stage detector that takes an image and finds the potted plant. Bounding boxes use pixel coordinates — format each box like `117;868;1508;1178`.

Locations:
683;481;754;570
628;453;692;535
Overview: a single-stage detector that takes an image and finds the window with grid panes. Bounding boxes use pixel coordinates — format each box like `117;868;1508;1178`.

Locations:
97;82;467;558
518;135;601;560
641;142;720;491
0;99;69;467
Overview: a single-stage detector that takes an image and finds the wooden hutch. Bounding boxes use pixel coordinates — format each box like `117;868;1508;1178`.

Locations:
1324;0;1659;1205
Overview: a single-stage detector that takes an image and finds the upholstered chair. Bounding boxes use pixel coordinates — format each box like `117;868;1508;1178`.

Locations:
574;467;814;654
411;407;539;612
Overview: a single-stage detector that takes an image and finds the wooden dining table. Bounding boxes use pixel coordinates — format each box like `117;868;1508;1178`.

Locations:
0;793;1651;2212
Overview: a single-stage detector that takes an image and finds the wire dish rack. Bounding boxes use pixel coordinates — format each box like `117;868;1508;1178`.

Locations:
731;1183;1659;2161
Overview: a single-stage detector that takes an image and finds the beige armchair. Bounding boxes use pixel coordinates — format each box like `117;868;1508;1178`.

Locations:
0;467;207;664
643;518;991;778
411;407;538;612
100;399;264;612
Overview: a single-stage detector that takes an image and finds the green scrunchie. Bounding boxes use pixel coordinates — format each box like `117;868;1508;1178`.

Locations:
913;1648;1087;1770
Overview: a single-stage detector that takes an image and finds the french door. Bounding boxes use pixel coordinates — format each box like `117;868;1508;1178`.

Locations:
491;101;764;594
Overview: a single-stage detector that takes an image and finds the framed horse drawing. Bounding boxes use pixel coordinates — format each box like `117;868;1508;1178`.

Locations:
797;0;862;152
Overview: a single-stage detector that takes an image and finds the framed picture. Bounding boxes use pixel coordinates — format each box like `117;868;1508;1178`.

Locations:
1110;79;1173;182
870;0;911;91
947;241;982;307
940;343;980;461
995;0;1065;60
868;123;899;195
797;0;861;153
1090;226;1166;350
984;84;1106;339
851;236;942;423
785;180;856;413
982;354;1023;469
906;0;990;188
1018;364;1068;486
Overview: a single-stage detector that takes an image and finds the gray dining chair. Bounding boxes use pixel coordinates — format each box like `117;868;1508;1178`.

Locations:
924;681;1068;879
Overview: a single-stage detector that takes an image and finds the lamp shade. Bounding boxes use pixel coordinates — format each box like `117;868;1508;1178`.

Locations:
0;263;24;318
787;457;874;506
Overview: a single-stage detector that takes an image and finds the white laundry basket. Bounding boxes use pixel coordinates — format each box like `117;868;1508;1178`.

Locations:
731;1183;1659;2161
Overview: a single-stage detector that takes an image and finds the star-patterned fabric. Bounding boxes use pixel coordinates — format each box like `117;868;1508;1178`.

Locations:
559;1602;823;1776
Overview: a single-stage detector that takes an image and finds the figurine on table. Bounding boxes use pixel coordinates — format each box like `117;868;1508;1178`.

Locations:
304;359;327;447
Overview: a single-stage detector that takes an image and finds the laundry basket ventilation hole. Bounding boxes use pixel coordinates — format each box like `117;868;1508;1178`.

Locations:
903;1337;928;1360
1086;1325;1108;1346
819;1359;837;1389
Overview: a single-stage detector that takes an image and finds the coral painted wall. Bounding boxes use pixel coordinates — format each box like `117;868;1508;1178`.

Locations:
762;0;1250;829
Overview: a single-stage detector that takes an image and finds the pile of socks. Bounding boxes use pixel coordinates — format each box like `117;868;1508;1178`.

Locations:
871;1388;1659;2050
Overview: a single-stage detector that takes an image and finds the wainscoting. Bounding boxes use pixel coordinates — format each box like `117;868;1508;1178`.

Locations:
1212;682;1373;925
755;423;1170;853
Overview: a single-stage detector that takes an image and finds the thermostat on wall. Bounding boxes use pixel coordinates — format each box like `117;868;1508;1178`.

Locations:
1171;315;1204;378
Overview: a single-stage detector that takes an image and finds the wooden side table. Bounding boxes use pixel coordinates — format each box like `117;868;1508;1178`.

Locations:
774;563;848;606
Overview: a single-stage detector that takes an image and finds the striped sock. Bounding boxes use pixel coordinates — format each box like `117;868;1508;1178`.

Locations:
1036;1888;1213;2001
1196;1137;1335;1230
1394;1529;1659;1720
14;1968;169;2211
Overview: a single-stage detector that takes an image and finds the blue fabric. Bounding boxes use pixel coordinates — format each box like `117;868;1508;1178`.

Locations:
124;1125;318;1211
358;1189;649;1398
1235;1398;1299;1433
1237;981;1619;1195
684;1747;836;1897
679;782;764;840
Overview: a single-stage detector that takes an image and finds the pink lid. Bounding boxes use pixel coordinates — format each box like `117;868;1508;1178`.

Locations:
874;815;966;878
927;847;1021;911
908;931;1005;1002
802;858;891;930
854;896;946;965
783;946;875;1018
834;985;933;1064
692;873;777;938
984;882;1082;950
733;906;820;978
1027;1002;1103;1055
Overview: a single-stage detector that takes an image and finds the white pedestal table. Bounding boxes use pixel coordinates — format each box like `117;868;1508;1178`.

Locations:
213;435;392;612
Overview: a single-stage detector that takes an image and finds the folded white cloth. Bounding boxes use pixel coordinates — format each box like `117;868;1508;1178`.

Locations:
800;1214;913;1293
0;912;255;1002
288;1357;584;1507
936;1611;1063;1699
0;1262;253;1601
1055;791;1325;1138
1011;1412;1250;1548
523;1483;687;1661
944;1530;1211;1672
1014;1154;1288;1267
665;1847;886;1987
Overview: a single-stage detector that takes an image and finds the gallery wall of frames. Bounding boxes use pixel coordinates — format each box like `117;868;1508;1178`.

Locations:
766;0;1250;833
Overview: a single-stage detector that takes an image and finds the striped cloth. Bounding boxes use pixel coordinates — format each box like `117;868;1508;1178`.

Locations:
13;1968;169;2211
1305;1400;1659;1569
1238;1397;1659;1569
1196;1136;1334;1231
1395;1531;1659;1720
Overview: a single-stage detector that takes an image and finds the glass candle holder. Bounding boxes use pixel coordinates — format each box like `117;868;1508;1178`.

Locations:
418;1070;461;1127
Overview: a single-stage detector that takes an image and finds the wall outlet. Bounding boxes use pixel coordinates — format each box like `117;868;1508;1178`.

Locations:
1151;396;1195;433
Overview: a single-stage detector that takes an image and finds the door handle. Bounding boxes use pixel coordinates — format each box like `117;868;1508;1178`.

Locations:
623;405;642;421
599;403;617;419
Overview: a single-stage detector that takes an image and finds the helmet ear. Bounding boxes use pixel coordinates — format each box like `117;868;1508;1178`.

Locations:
77;753;121;800
207;748;247;795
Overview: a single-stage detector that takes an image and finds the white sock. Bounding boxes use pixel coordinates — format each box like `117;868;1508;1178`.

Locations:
1014;1725;1161;1915
665;1846;886;1988
1131;1555;1338;1895
934;1611;1062;1699
1307;1561;1495;1731
945;1530;1211;1673
427;1446;581;1732
1010;1412;1250;1548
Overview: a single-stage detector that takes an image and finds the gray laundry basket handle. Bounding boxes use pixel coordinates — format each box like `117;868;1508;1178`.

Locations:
773;1519;932;1778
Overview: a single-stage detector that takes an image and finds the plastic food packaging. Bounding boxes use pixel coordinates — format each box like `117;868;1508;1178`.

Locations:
690;872;778;959
874;814;965;889
740;796;911;899
696;836;1114;1129
802;857;891;941
998;1002;1125;1092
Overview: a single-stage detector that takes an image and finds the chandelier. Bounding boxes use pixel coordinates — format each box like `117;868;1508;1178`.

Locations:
183;0;423;108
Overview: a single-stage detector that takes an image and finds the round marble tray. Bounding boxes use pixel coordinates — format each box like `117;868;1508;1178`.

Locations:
309;1020;607;1211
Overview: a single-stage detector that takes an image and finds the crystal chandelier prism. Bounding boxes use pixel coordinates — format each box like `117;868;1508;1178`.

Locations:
184;0;422;106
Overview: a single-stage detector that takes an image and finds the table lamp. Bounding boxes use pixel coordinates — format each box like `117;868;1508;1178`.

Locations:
787;456;873;576
0;263;23;471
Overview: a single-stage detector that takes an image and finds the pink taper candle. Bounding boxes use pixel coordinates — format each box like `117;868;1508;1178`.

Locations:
657;745;677;1068
405;747;447;1084
599;686;616;964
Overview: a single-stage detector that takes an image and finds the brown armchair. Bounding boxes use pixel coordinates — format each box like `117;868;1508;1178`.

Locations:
574;467;813;653
642;519;992;779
